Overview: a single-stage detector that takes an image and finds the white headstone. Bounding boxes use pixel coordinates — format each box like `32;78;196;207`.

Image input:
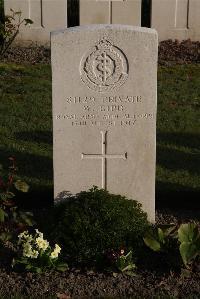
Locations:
80;0;141;26
151;0;200;41
51;25;158;221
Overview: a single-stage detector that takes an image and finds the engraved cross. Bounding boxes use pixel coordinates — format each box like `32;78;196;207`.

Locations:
81;131;127;189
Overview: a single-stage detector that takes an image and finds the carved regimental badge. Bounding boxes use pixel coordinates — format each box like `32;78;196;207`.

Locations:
80;39;129;92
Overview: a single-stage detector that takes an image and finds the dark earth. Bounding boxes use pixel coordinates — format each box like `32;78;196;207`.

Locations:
0;265;199;299
0;40;200;298
2;39;200;65
0;208;200;299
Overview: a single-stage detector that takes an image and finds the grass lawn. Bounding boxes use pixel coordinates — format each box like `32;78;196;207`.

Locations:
0;62;199;206
156;64;200;207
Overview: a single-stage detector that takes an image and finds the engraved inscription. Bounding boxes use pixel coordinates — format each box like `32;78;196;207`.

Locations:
80;38;128;92
66;96;141;104
55;94;155;127
81;131;127;189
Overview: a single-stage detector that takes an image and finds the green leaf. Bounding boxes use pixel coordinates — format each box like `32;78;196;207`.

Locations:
18;258;29;265
160;224;177;238
25;264;32;270
124;250;132;261
14;180;29;193
143;235;161;252
121;263;136;272
124;270;137;277
18;211;34;226
56;263;69;272
158;228;165;243
178;223;199;243
0;208;7;222
0;232;12;242
115;251;136;274
179;242;198;266
35;267;43;274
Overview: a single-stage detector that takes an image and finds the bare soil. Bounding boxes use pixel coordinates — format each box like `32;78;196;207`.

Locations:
1;39;200;65
0;267;199;299
0;209;199;299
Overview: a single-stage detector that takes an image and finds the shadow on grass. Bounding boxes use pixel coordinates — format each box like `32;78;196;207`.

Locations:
157;131;200;151
156;181;200;209
15;130;52;145
15;186;54;209
156;131;200;209
157;146;200;175
0;147;53;208
0;148;52;181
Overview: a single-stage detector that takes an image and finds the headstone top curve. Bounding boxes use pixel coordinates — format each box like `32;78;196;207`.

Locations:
51;24;157;37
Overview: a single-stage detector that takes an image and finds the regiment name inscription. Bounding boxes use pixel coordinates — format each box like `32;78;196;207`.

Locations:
55;94;155;127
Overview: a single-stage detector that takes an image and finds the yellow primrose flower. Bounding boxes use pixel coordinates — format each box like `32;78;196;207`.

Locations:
54;244;61;254
23;243;33;258
50;244;61;259
36;237;49;251
50;251;58;259
23;242;32;251
23;245;39;259
30;250;39;259
35;229;44;238
18;231;28;239
18;231;29;244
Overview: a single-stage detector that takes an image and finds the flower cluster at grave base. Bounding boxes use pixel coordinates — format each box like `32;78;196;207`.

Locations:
14;229;67;273
18;229;61;259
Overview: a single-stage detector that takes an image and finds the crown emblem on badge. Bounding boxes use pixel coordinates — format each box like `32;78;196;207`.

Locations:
80;38;129;93
97;39;112;50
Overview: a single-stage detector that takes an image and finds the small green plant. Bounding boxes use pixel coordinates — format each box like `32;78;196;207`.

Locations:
0;157;29;211
13;229;68;273
143;224;181;271
178;223;200;269
115;250;136;276
0;8;33;57
143;224;177;252
0;157;34;242
49;186;149;267
105;248;136;276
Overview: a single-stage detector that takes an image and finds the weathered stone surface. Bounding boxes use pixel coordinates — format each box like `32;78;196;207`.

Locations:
80;0;141;26
51;25;157;221
151;0;200;41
